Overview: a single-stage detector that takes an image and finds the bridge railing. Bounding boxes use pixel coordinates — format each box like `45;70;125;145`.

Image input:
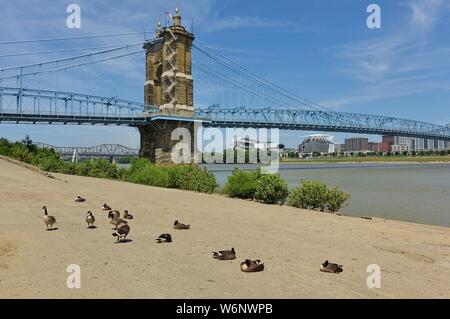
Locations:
197;107;450;140
0;87;159;118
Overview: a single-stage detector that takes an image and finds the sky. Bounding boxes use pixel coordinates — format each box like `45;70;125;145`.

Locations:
0;0;449;148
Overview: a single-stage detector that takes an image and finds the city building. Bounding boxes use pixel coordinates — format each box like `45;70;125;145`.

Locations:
391;144;410;153
368;142;383;152
233;137;284;151
381;135;394;153
334;144;345;154
297;134;334;154
381;135;449;152
344;137;369;152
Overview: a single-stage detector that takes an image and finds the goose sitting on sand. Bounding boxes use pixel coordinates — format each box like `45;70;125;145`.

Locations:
102;203;112;211
42;206;56;231
108;211;127;230
85;211;95;228
240;259;264;273
112;223;130;243
173;220;190;230
212;247;236;260
75;195;86;202
320;260;343;273
156;233;172;243
123;210;134;220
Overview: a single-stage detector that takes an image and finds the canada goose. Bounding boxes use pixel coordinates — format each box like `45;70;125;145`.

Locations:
112;223;130;242
102;203;112;211
123;210;134;220
110;210;120;218
85;211;95;228
108;211;127;230
42;206;56;231
240;259;264;273
173;220;190;230
320;260;343;273
75;195;86;202
212;247;236;260
156;233;172;243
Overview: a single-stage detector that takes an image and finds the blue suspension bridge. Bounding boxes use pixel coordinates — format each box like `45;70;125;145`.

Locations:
0;19;449;144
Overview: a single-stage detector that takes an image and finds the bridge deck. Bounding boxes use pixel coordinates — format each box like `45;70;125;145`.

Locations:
1;87;449;141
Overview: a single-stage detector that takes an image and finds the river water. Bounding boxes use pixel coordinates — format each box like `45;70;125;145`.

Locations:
205;163;450;228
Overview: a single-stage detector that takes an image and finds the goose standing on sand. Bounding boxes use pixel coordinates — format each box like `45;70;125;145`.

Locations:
156;233;172;243
42;206;56;231
108;211;127;230
173;220;190;230
320;260;343;273
240;259;264;273
85;211;95;228
112;223;130;243
102;203;112;211
75;195;86;202
123;210;134;220
212;248;236;260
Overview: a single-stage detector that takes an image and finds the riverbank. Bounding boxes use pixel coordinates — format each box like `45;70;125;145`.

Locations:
1;158;450;298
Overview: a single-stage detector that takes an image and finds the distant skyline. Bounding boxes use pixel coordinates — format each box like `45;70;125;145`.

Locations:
0;0;449;147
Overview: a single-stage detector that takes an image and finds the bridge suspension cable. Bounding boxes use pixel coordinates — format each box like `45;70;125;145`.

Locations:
0;49;144;81
193;60;285;107
0;31;153;45
193;41;333;113
0;44;140;59
0;42;144;72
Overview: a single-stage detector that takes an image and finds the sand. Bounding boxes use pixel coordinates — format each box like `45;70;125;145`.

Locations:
0;157;449;299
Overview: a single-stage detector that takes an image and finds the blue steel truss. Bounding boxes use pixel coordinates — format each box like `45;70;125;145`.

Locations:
197;107;450;141
0;87;157;125
1;87;449;141
34;142;139;157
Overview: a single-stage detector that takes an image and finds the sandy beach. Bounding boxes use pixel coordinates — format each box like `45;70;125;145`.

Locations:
0;157;449;299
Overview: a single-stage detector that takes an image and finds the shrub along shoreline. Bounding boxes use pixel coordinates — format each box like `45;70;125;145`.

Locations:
223;168;349;212
0;136;349;212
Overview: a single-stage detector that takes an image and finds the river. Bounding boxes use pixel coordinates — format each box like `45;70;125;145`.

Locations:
205;163;450;228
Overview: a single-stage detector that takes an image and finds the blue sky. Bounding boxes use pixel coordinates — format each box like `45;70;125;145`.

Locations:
0;0;449;147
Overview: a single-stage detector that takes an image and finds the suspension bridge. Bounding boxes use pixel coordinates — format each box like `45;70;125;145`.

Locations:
0;8;449;163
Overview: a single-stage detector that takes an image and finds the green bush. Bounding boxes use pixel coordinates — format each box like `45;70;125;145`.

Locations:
167;164;217;193
0;138;12;156
288;180;349;212
127;160;170;187
223;168;261;199
73;159;122;179
10;143;33;163
326;187;350;212
288;180;328;211
254;173;289;204
0;137;216;194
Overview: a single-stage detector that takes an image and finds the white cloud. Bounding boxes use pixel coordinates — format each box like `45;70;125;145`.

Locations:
323;0;450;109
408;0;445;31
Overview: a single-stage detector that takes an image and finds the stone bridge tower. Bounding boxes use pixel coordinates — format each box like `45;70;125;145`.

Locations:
138;7;196;163
143;7;194;115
